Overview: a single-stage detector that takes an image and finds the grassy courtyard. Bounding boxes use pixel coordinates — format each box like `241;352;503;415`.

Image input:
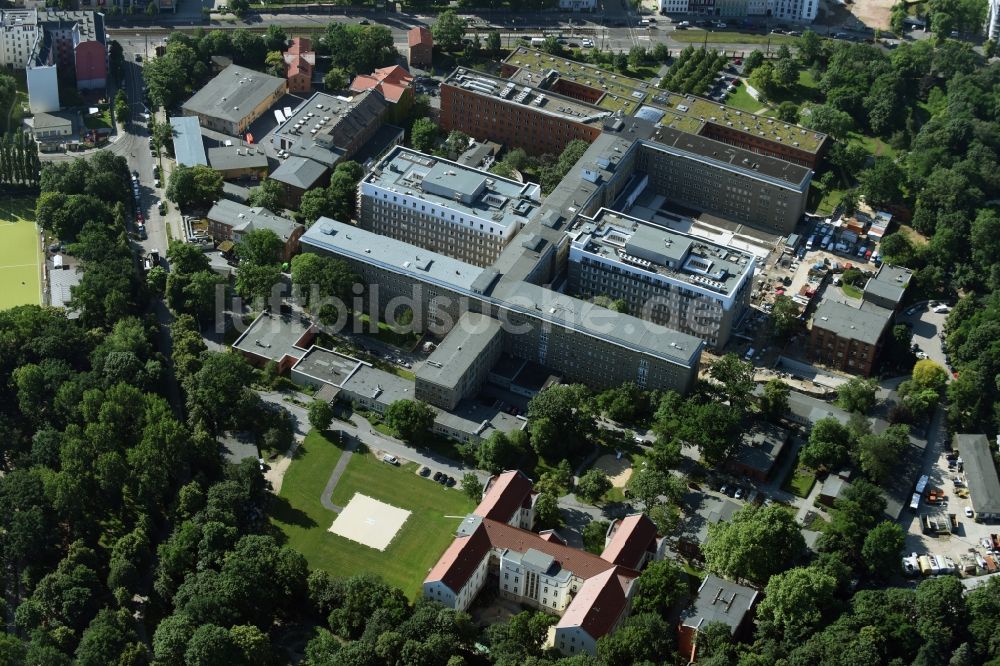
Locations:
0;196;42;310
270;429;475;599
781;460;817;498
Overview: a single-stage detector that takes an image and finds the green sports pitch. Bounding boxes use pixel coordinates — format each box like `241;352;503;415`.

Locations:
0;196;42;310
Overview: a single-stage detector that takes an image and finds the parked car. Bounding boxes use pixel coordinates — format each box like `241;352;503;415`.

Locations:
381;454;399;465
446;476;456;487
966;506;974;518
419;466;431;477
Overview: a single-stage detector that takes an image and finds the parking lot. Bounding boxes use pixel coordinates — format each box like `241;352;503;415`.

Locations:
897;303;950;370
902;445;999;578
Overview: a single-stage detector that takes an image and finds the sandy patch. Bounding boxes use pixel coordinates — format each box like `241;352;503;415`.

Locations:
846;0;892;30
593;454;634;488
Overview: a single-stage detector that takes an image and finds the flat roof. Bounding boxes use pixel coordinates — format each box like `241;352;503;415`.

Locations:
170;116;208;167
812;300;892;346
207;145;269;171
503;46;826;153
955;434;1000;515
864;264;912;305
417;312;502;390
291;346;364;388
444;68;610;126
342;364;414;406
232;311;313;363
303;218;486;293
648;126;812;189
437;400;526;438
571;208;756;299
731;422;790;473
365;146;540;231
182;64;286;124
490;279;703;368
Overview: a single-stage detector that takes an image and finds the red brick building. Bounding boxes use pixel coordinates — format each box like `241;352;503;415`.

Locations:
407;26;432;69
808;300;891;376
440;69;604;157
283;37;315;93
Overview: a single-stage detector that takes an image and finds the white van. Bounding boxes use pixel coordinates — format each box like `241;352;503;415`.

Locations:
744;347;755;361
530;37;545;46
806;235;815;249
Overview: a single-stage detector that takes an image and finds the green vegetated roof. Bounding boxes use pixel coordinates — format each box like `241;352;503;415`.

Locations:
505;47;826;153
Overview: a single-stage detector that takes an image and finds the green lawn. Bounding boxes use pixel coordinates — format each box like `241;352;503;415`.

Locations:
724;84;761;113
841;283;863;299
671;30;798;45
809;181;848;216
271;430;475;599
781;463;817;499
0;196;42;310
83;107;112;131
850;132;896;159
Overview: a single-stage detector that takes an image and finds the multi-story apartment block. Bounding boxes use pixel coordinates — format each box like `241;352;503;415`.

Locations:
0;9;39;69
501;48;828;168
300;218;704;394
659;0;815;19
425;472;665;656
440;69;608;157
182;64;287;136
567;208;755;349
808;300;892;376
640;126;811;234
359;147;542;267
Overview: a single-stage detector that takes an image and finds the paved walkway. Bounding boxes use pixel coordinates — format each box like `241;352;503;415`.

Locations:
319;440;359;514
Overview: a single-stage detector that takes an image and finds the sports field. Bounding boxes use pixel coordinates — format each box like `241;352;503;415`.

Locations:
0;196;42;310
271;429;475;599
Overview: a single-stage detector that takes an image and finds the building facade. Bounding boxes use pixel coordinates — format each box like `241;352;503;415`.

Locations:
808;300;891;376
359;147;541;267
407;26;432;69
205;200;305;261
567;208;755;349
440;69;607;157
415;312;503;410
0;9;39;68
283;37;314;93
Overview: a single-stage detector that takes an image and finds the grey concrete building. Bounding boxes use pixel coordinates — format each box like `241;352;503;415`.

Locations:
638;127;812;235
359;147;542;267
170;115;208;167
416;312;503;410
567;208;755;349
301;218;704;394
863;264;913;312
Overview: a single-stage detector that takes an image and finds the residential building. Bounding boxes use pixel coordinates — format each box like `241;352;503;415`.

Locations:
269;155;329;208
0;9;39;69
283;37;314;93
425;472;664;655
819;475;851;508
207;145;269;180
660;0;690;11
415;312;503;410
677;575;759;662
169;115;208;167
440;68;608;157
567;208;755;348
989;0;1000;40
407;26;432;69
268;90;388;168
24;9;106;112
676;491;740;560
182;64;287;136
232;310;317;373
955;434;1000;522
359;147;542;267
660;0;814;18
863;263;912;311
601;514;666;571
205;199;305;261
350;65;414;122
808;300;892;375
725;422;791;482
501;47;828;168
300;219;704;394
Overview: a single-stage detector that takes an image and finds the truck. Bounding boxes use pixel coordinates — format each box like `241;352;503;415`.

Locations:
917;555;934;576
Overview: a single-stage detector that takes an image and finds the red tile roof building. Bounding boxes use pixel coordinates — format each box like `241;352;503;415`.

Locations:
283;37;315;93
407;26;432;69
350;65;414;104
424;471;664;656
